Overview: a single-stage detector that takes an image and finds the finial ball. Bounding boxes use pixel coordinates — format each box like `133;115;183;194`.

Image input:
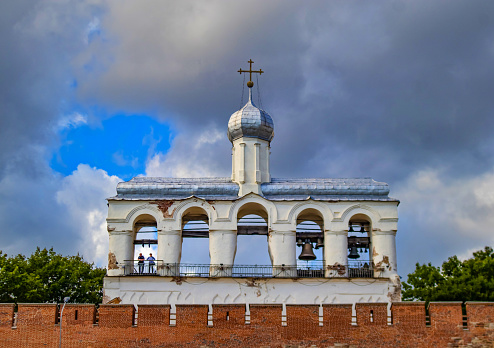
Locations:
247;81;254;88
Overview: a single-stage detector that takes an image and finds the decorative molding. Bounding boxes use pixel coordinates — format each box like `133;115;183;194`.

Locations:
287;201;333;226
124;204;162;224
336;203;381;223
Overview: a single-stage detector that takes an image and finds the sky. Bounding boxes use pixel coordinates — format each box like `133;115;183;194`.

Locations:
1;0;494;278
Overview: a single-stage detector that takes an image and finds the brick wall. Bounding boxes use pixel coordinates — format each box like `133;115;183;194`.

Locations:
1;302;494;347
98;304;135;328
0;303;14;327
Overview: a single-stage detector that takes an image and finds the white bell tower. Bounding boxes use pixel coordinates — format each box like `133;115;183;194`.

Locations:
228;60;274;196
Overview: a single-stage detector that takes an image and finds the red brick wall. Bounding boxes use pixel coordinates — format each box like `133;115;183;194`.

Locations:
0;301;494;347
212;304;245;328
391;301;426;331
61;304;96;326
356;302;388;326
17;303;58;326
0;304;14;327
428;302;463;331
322;303;352;334
285;304;319;340
466;302;494;325
138;304;170;326
175;304;208;328
98;304;135;328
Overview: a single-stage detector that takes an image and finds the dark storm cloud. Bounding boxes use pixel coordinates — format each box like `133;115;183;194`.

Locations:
73;0;494;274
76;1;494;183
0;1;108;258
2;0;494;274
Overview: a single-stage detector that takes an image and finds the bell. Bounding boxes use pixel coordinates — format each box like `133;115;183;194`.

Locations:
315;238;324;249
348;246;360;259
360;223;366;233
296;238;303;247
349;224;355;232
298;242;317;260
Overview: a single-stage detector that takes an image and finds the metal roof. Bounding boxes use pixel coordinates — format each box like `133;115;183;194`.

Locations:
109;177;398;202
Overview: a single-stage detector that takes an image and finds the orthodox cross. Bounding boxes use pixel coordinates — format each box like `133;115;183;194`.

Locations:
238;59;264;88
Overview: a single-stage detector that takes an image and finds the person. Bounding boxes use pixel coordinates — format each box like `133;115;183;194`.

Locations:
147;253;156;273
137;253;145;274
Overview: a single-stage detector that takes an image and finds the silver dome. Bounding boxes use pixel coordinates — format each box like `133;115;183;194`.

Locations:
227;90;274;142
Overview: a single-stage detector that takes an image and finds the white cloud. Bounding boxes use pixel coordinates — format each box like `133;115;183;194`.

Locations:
395;167;494;275
56;164;121;265
57;112;88;130
146;127;228;178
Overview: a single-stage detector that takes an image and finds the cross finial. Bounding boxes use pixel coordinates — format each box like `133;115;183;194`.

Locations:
238;59;264;88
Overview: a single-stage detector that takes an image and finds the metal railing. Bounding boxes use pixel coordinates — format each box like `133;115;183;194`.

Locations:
123;260;383;279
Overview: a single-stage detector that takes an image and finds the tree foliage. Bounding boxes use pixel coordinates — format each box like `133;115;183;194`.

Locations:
0;247;106;304
402;246;494;302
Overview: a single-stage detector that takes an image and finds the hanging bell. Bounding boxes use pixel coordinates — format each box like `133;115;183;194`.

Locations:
298;242;317;260
296;238;304;247
348;246;360;259
349;224;355;232
360;223;366;233
315;238;324;249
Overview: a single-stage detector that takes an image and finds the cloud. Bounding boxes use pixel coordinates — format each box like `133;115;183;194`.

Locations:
395;167;494;276
56;164;121;265
146;127;228;178
73;0;494;183
2;0;494;274
57;112;88;130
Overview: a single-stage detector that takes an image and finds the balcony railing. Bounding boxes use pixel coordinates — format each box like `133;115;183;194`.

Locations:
122;260;384;279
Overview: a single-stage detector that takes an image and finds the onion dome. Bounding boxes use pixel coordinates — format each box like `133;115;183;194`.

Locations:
227;89;274;143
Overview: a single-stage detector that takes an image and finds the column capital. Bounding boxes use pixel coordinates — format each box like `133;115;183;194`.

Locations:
269;230;296;236
109;230;133;236
324;230;347;236
209;229;237;235
372;230;397;236
157;230;181;236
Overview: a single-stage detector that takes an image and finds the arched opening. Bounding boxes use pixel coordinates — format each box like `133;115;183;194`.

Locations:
348;214;372;277
180;207;209;276
235;203;270;268
133;214;158;275
296;208;324;277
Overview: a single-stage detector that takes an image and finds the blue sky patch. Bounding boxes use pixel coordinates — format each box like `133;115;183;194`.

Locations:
51;114;174;179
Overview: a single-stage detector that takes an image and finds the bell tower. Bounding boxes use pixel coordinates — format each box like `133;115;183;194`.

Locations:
228;60;274;196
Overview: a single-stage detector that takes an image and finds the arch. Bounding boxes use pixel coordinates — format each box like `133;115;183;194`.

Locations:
288;201;333;228
180;205;210;228
229;194;276;223
340;204;381;227
172;199;216;227
125;204;162;226
295;207;325;230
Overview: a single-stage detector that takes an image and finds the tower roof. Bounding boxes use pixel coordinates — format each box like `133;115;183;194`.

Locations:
227;89;274;142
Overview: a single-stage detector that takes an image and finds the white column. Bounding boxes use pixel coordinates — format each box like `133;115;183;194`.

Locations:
157;230;182;276
268;231;297;277
254;143;261;183
324;230;348;277
239;143;246;183
108;230;134;276
209;230;237;276
371;230;397;278
265;146;271;182
231;147;235;181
